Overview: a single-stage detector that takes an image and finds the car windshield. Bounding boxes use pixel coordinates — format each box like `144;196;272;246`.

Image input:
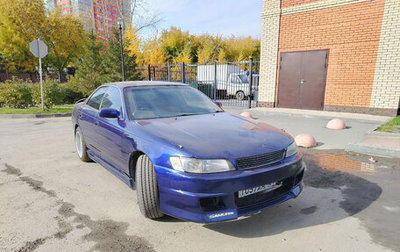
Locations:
124;85;223;120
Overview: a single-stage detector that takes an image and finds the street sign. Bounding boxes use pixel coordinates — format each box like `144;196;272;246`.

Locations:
29;39;48;110
29;39;48;58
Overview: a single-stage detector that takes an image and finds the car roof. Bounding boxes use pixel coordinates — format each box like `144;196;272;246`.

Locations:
102;81;188;89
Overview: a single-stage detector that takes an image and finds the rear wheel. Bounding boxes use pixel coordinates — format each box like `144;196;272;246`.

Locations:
136;155;164;219
75;127;90;162
236;90;245;101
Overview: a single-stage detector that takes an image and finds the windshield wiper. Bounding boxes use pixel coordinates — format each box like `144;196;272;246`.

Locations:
174;113;196;117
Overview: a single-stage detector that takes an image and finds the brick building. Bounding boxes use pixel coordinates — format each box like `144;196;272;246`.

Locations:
259;0;400;116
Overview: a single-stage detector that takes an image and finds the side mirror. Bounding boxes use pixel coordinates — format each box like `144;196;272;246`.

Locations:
99;108;120;119
214;101;222;108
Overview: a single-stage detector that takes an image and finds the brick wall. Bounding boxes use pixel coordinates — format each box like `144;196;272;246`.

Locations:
281;0;324;8
278;0;385;108
259;0;399;115
258;0;281;105
370;0;400;110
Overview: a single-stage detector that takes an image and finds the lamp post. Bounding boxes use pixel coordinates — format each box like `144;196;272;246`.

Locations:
117;21;126;81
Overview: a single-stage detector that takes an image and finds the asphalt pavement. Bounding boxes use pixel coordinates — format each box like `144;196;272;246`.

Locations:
0;116;399;252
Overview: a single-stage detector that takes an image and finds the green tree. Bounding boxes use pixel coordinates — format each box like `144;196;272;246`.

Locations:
68;32;109;95
103;29;141;81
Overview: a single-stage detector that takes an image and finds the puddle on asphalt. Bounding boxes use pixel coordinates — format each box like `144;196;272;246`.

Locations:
301;150;393;173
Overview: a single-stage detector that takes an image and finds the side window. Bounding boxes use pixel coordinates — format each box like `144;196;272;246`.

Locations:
231;76;240;84
87;87;108;110
100;87;122;112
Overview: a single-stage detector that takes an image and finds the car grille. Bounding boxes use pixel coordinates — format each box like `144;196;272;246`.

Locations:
235;150;285;169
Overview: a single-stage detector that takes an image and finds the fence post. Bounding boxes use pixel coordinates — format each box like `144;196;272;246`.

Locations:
248;58;253;109
147;64;151;81
153;66;156;80
181;62;185;83
214;62;217;100
167;63;171;82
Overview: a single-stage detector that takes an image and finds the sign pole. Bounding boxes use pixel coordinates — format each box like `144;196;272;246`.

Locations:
37;39;44;110
39;56;44;110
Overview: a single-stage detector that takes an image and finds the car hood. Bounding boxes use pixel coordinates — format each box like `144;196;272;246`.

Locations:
131;112;293;160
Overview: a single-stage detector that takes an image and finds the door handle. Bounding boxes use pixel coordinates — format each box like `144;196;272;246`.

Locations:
300;79;305;84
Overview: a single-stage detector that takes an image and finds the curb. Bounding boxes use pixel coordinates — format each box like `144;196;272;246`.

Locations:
345;131;400;158
249;108;391;122
367;129;400;137
345;143;400;158
0;112;72;119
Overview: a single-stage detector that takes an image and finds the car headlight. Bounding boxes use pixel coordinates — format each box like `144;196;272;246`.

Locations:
169;157;235;173
285;142;298;158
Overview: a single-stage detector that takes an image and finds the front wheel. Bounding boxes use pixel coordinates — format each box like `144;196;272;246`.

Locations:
136;155;164;219
236;90;245;101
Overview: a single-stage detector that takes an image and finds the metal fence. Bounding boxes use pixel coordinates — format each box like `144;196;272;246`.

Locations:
137;59;260;108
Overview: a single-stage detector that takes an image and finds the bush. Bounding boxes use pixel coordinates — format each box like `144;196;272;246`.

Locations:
0;78;87;109
0;79;33;108
31;80;63;109
59;83;85;104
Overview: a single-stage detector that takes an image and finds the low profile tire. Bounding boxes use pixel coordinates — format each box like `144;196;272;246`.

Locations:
136;155;164;219
75;127;91;162
236;90;245;101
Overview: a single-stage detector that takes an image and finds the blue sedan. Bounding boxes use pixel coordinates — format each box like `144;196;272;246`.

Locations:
72;81;305;223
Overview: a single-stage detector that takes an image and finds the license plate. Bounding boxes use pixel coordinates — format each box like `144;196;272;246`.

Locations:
238;182;282;198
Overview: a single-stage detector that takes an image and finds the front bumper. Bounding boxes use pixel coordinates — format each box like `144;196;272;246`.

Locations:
155;153;305;223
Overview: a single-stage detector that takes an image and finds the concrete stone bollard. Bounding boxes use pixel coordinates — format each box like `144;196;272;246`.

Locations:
326;118;346;130
240;112;253;119
295;133;317;148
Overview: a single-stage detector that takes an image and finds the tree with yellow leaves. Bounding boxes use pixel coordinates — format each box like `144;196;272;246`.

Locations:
124;26;260;66
0;0;86;79
45;10;86;81
0;0;47;72
125;27;142;65
142;39;165;66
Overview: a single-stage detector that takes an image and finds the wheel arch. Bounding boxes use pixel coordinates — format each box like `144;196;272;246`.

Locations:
129;150;145;181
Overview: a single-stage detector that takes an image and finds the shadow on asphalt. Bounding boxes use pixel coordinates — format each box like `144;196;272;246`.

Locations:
203;151;382;238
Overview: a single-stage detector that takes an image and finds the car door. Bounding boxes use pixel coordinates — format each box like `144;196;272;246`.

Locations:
78;87;108;155
97;87;128;174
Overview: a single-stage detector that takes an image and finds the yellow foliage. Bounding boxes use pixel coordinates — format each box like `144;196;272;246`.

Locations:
45;10;86;72
0;0;86;73
124;26;260;66
125;27;142;64
142;39;165;66
174;44;191;64
0;0;47;71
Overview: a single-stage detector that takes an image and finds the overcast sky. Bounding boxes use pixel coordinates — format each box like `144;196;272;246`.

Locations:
145;0;262;38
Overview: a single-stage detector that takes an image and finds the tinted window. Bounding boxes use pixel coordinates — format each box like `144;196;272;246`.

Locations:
238;74;249;83
124;86;223;120
100;87;122;112
231;76;240;84
87;87;108;110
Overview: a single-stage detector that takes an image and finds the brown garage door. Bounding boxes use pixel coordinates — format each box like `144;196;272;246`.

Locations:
277;50;328;110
